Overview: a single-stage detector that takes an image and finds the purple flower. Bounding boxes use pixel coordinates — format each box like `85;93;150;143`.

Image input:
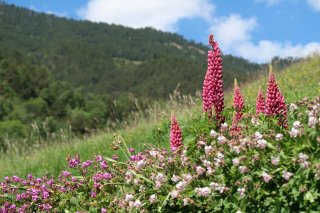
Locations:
69;155;80;168
112;154;119;160
129;148;135;153
82;160;93;169
95;155;103;162
100;160;108;169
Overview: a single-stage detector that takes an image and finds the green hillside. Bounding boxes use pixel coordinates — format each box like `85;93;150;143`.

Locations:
0;2;265;98
0;55;318;178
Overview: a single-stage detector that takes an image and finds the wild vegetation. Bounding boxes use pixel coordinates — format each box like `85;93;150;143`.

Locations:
0;31;319;212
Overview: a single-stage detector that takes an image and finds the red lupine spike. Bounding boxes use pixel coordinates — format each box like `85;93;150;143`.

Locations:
233;79;245;121
265;66;288;128
256;86;265;115
170;115;183;152
202;34;225;125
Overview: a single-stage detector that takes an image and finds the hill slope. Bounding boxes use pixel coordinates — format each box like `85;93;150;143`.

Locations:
0;55;319;178
0;2;264;98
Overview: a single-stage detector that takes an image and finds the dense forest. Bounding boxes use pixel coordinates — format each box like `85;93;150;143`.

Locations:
0;2;299;150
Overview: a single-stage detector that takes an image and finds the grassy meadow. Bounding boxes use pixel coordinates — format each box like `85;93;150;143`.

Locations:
0;55;319;178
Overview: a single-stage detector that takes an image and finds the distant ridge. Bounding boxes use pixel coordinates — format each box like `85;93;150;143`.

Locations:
0;2;265;98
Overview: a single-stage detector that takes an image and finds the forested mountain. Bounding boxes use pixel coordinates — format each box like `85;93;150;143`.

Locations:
0;2;265;98
0;2;299;147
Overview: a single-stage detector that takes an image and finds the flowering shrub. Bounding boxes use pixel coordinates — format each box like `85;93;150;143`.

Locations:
1;35;320;212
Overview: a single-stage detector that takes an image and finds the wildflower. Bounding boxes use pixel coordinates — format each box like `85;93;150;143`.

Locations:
262;172;272;183
95;155;103;162
133;200;142;209
136;159;146;169
202;34;224;124
170;115;183;152
239;166;248;174
237;187;245;198
210;129;218;138
170;189;179;198
204;145;213;155
254;132;263;140
176;181;188;192
128;148;135;153
217;135;227;144
68;155;80;168
289;103;298;111
82;160;93;169
289;128;300;138
195;187;211;197
112;154;119;160
196;166;206;175
101;208;107;213
275;133;283;141
282;171;294;181
91;191;97;198
203;159;212;168
265;66;288;128
100;160;108;169
256;139;267;149
182;174;193;183
221;122;228;130
293;121;301;129
233;78;245;121
206;167;214;175
171;174;180;183
149;194;157;203
308;116;318;128
149;150;158;157
232;158;240;166
197;140;206;146
256;86;265;115
125;194;134;201
61;171;71;178
183;198;190;206
271;156;280;165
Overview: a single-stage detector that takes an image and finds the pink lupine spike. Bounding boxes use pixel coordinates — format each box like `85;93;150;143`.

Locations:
202;34;224;124
170;115;183;152
256;86;265;115
233;79;245;121
265;66;288;128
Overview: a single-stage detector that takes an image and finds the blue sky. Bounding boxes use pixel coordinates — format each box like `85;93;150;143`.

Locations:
4;0;320;63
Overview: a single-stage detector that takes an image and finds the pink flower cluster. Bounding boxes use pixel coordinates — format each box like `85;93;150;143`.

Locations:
265;68;288;128
202;34;224;124
256;86;265;115
233;79;245;121
170;115;183;152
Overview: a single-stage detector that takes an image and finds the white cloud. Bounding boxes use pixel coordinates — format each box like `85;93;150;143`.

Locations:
78;0;214;32
212;14;257;50
254;0;282;6
212;14;320;63
307;0;320;11
77;0;320;63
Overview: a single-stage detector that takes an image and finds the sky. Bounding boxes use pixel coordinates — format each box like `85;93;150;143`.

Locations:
3;0;320;63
